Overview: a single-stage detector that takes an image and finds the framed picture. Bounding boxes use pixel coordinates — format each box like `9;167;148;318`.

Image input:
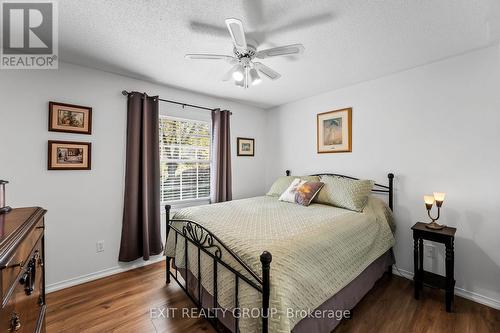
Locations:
48;140;91;170
49;101;92;134
237;137;255;156
317;107;352;153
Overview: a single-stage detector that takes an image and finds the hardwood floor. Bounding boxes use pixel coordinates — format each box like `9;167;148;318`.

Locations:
46;261;500;333
335;274;500;333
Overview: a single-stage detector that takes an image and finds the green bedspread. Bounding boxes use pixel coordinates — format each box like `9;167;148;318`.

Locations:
165;195;395;333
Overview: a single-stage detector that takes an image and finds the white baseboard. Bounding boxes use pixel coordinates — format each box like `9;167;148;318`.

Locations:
46;256;165;293
391;266;500;310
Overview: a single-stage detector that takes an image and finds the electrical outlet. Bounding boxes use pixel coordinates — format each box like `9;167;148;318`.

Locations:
424;244;436;259
96;240;105;253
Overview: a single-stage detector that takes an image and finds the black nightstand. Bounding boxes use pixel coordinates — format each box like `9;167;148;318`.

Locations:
411;222;457;312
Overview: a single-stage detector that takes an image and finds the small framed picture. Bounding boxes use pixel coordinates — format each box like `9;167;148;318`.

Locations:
49;101;92;134
237;137;255;156
317;108;352;153
48;140;91;170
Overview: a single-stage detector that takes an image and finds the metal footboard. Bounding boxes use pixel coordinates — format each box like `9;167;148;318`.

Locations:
165;205;272;333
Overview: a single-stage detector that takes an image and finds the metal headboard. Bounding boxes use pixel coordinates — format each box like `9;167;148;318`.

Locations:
285;170;394;211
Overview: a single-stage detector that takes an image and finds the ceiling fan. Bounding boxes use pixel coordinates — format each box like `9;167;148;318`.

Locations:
185;18;305;88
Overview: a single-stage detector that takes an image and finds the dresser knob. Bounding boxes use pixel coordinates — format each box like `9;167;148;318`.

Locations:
9;312;21;331
19;271;28;285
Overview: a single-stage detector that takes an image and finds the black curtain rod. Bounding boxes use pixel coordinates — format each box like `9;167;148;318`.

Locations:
121;90;227;113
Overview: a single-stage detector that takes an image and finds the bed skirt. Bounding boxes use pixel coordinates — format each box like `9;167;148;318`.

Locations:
174;249;394;333
292;249;394;332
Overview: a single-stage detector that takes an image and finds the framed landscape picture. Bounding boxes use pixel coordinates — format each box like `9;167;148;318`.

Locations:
49;101;92;134
317;108;352;153
237;137;255;156
48;140;91;170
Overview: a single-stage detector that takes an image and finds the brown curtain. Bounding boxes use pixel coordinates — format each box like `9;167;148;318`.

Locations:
211;109;232;203
119;92;163;262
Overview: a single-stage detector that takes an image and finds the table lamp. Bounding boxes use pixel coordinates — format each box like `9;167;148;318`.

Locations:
0;180;12;214
424;192;446;230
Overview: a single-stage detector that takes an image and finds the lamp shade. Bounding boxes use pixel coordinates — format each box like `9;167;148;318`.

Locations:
232;64;244;82
424;195;435;205
433;192;446;202
235;77;244;87
249;68;261;85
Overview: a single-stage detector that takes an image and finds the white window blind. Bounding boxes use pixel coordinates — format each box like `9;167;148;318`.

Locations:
159;116;211;202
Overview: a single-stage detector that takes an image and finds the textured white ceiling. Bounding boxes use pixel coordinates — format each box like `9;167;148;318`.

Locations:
59;0;500;108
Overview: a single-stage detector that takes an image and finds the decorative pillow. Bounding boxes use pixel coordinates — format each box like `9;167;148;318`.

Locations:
266;176;320;197
314;175;374;212
279;179;324;206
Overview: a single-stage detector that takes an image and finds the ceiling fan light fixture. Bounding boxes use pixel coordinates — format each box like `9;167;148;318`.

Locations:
232;64;244;82
249;68;261;85
235;77;245;87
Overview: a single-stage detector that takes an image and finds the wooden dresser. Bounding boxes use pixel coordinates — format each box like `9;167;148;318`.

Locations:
0;208;46;333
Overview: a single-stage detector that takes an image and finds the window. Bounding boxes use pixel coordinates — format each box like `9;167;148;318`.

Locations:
159;116;211;203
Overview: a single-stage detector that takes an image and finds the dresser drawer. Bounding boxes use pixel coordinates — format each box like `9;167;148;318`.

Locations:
1;237;44;332
1;218;44;305
0;207;46;333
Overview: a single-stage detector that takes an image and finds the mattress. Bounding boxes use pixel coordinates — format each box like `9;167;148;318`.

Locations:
165;195;395;333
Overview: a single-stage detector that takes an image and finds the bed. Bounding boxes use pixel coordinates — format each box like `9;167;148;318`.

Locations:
164;171;395;333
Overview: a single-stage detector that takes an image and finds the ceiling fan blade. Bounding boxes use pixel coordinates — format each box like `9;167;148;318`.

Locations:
225;18;247;50
254;62;281;80
255;44;304;59
185;54;236;63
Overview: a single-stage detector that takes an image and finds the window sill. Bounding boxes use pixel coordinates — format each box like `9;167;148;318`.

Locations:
161;198;210;210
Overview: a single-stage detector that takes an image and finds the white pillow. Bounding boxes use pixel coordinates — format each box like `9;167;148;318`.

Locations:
279;178;304;202
279;179;325;206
